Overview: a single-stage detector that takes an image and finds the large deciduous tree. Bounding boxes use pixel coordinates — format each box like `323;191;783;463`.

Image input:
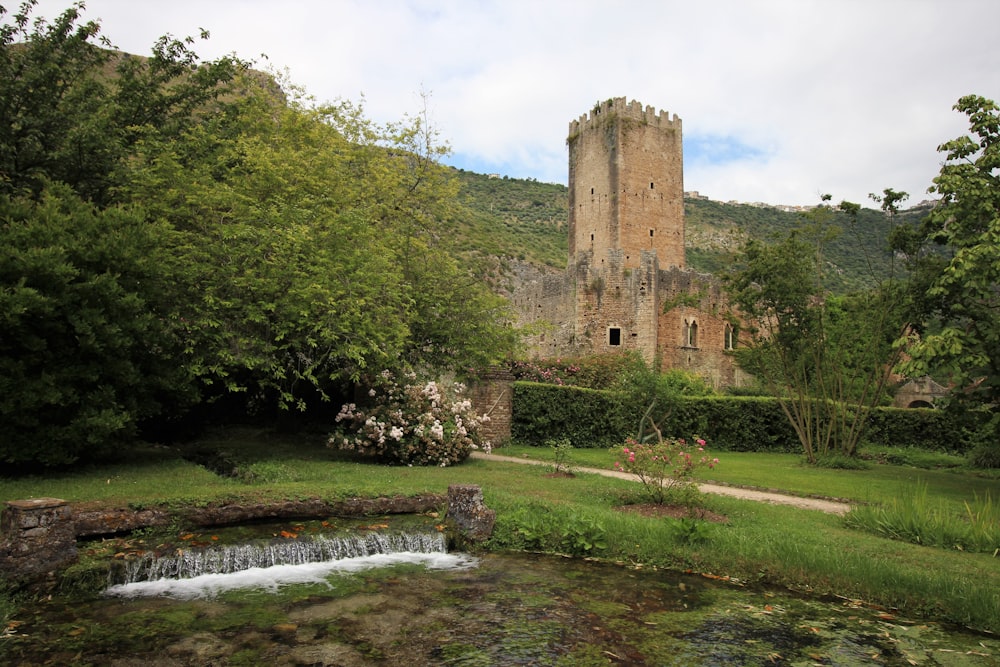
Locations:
1;3;520;466
896;95;1000;459
0;1;242;205
725;195;907;462
0;184;190;465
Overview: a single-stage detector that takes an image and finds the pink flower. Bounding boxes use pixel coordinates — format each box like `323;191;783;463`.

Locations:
697;438;706;446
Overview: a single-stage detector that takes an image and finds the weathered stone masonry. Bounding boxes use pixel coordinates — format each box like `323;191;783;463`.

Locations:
513;97;747;390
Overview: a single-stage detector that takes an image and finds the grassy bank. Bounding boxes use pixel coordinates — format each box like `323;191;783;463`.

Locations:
1;427;998;634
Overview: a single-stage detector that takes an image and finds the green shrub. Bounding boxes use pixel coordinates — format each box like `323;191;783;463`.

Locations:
613;405;718;505
547;438;575;474
512;380;974;455
671;396;799;452
511;382;630;448
330;370;488;466
969;444;1000;469
859;446;965;469
864;407;970;452
844;482;1000;553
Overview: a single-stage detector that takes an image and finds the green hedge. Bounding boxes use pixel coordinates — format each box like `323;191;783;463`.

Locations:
511;382;631;449
864;407;974;453
670;396;799;452
511;382;964;452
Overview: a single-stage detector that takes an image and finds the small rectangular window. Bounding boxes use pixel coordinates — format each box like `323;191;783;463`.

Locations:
609;327;622;346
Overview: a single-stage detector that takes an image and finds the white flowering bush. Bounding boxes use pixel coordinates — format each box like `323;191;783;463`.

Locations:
329;369;491;466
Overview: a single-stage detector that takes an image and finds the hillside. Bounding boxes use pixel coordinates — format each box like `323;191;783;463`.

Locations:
453;169;922;292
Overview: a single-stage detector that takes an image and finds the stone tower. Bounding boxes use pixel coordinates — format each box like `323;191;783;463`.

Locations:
565;98;685;361
511;97;746;389
567;98;685;270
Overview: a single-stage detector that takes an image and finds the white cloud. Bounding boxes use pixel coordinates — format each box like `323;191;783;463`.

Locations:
19;0;1000;206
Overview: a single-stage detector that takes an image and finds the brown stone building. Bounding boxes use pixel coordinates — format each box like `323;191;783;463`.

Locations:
512;97;749;390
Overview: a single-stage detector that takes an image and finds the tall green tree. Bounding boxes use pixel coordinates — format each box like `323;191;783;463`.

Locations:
0;184;189;465
725;195;907;462
0;0;243;205
1;2;520;466
121;79;519;409
896;95;1000;453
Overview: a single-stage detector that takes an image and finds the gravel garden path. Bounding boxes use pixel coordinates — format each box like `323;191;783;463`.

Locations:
470;452;853;515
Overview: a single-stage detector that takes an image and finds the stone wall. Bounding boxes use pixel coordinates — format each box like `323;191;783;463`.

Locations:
469;370;515;446
0;494;448;585
0;498;77;582
571;249;660;362
656;267;748;390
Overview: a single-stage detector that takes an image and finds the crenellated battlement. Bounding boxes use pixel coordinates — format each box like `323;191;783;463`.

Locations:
568;97;681;137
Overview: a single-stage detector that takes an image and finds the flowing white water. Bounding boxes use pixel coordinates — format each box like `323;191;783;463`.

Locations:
104;531;478;600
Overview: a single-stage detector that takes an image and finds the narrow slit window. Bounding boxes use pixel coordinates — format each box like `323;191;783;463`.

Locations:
650;182;655;189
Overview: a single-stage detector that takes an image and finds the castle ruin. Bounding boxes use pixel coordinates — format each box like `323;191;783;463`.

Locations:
513;97;749;389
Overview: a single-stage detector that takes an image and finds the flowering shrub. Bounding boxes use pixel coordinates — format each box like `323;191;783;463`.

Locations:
329;370;490;466
613;417;718;504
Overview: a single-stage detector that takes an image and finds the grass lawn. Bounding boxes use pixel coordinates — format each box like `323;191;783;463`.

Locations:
497;443;1000;509
2;426;999;634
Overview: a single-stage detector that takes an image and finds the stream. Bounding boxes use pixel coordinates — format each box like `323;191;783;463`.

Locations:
1;521;996;666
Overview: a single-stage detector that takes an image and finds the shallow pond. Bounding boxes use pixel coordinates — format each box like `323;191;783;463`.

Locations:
2;523;997;666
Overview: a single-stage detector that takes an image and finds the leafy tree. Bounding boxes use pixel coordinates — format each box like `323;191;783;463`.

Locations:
0;0;243;205
121;79;519;410
0;2;518;464
725;196;907;462
896;95;1000;453
0;184;190;465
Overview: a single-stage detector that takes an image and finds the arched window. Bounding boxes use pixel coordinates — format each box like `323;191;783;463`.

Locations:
724;324;736;351
684;319;698;348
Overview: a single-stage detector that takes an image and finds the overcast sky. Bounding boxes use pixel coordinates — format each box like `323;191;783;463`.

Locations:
20;0;1000;207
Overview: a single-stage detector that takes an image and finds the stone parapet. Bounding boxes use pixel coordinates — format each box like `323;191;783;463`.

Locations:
0;498;78;582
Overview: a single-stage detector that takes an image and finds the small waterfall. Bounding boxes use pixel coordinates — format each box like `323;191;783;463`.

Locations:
113;531;448;585
108;532;448;590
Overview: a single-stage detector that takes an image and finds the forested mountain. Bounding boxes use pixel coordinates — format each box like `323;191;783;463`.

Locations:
452;169;927;293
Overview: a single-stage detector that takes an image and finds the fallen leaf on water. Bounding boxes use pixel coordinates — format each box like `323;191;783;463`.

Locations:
180;533;195;541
